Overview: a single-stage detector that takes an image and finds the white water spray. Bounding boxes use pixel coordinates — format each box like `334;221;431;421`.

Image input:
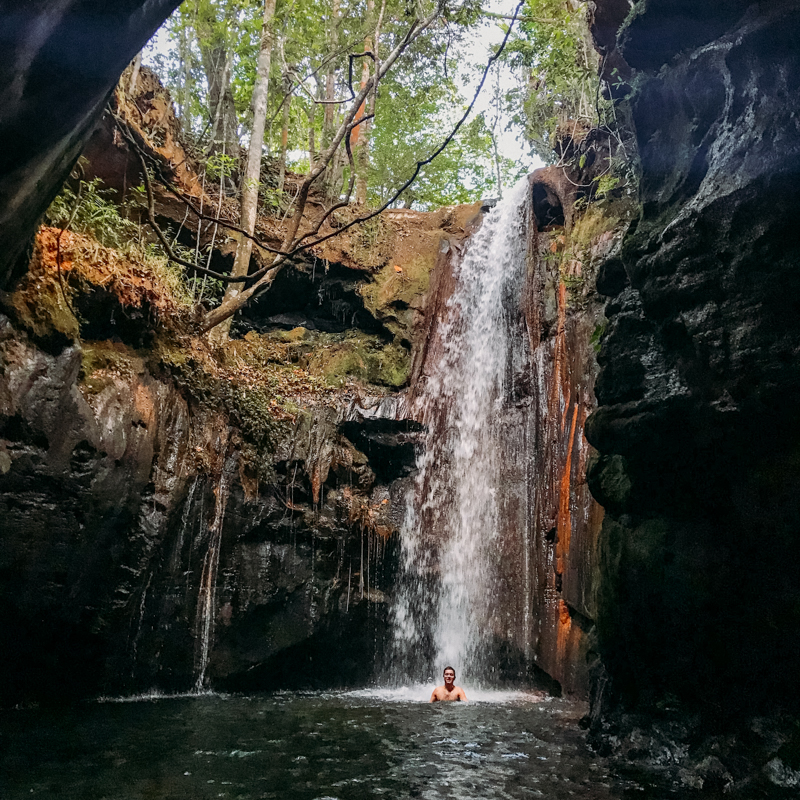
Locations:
390;177;533;685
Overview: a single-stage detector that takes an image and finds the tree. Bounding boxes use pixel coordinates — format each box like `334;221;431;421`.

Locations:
193;0;244;160
199;0;449;333
212;0;277;344
137;0;526;332
198;0;525;332
502;0;599;162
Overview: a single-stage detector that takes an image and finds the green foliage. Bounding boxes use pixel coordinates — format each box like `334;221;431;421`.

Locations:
146;0;514;208
45;176;212;308
45;177;140;251
205;152;238;180
590;321;606;353
502;0;601;162
368;81;520;209
594;173;620;199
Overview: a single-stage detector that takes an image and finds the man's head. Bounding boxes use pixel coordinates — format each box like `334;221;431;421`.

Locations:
443;666;456;686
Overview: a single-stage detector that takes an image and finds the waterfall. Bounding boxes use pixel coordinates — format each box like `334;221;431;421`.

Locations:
390;177;533;686
193;459;235;691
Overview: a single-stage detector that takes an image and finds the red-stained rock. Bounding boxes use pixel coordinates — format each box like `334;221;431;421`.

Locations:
406;183;631;695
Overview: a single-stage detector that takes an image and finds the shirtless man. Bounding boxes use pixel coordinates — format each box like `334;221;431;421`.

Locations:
429;666;468;702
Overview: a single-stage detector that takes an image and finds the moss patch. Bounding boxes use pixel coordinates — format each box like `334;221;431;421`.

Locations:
151;325;406;480
7;226;195;344
360;252;437;340
223;328;410;390
80;340;146;394
546;193;635;307
309;335;410;388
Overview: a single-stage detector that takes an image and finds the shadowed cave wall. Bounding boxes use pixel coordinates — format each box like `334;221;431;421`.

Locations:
587;0;800;720
0;0;182;290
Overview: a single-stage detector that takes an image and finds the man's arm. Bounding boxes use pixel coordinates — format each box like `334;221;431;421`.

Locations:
430;688;440;702
456;687;468;701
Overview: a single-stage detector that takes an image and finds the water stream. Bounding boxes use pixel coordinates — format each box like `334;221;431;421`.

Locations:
390;178;534;685
194;459;235;690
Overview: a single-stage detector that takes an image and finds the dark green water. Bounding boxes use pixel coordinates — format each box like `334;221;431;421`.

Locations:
1;690;672;799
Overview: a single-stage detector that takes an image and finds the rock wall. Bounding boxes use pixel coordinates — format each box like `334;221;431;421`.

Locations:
588;0;800;720
0;123;477;705
0;0;181;290
407;178;631;695
0;311;415;705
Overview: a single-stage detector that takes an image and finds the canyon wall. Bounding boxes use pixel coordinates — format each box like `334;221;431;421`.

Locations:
0;0;623;705
588;0;800;722
9;0;798;727
0;181;623;705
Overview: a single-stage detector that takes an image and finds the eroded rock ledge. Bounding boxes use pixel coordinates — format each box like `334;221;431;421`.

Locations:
0;1;181;289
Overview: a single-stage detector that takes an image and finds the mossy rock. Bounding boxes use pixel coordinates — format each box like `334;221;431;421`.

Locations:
80;340;145;394
271;327;310;344
303;332;410;388
360;252;437;340
8;275;80;341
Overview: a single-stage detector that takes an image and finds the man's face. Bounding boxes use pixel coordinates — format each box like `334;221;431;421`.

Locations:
443;669;455;685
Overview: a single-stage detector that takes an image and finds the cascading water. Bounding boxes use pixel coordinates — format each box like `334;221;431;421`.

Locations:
390;177;534;686
193;459;235;691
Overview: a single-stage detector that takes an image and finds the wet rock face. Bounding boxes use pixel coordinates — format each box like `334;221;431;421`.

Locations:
0;0;181;290
405;188;629;695
588;0;800;715
0;314;405;705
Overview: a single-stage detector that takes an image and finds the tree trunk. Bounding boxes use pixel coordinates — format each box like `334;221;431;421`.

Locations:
210;0;277;344
277;70;292;195
200;44;240;160
491;67;503;197
352;0;375;204
321;0;341;200
195;1;240;160
178;23;194;131
306;86;319;169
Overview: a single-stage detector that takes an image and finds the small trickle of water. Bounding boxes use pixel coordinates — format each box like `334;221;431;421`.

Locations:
194;460;234;690
390;178;533;685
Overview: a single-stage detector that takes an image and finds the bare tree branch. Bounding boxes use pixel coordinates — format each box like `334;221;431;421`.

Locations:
108;2;527;324
116;120;251;283
347;51;375;99
199;1;525;333
482;11;558;23
112;110;291;257
200;8;444;332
